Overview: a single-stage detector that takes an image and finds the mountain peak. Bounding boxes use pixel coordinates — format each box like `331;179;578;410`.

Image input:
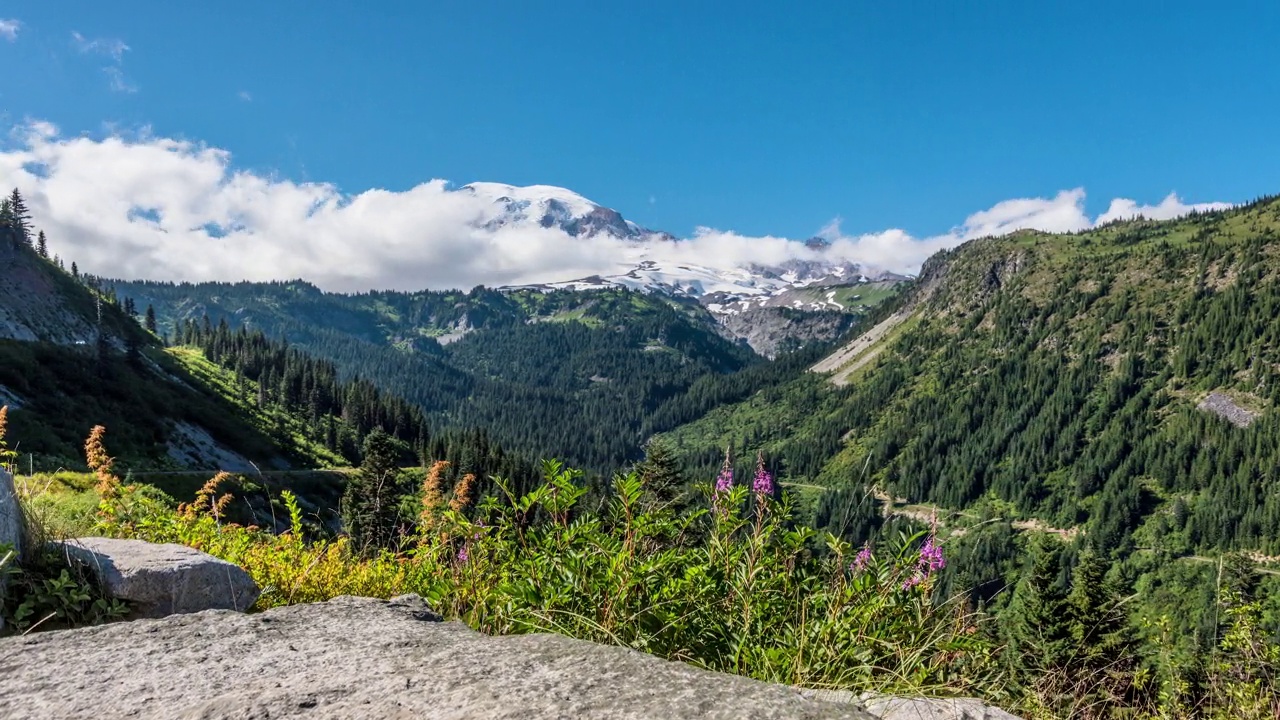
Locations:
457;182;648;240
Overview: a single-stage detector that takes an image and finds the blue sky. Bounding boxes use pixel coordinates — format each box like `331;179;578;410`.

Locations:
0;2;1273;290
0;3;1274;288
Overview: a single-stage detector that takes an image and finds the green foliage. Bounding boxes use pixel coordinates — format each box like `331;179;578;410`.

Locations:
1;545;129;635
341;430;410;552
96;459;997;699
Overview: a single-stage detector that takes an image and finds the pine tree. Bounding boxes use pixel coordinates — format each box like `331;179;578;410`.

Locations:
634;437;684;506
36;230;48;258
71;261;79;279
1064;549;1138;710
1004;538;1073;683
144;305;158;334
341;429;407;553
7;189;31;246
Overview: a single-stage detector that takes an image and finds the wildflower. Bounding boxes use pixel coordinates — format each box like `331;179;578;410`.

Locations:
714;447;734;494
902;533;945;591
918;533;945;575
85;425;120;499
419;460;450;531
752;451;774;496
851;543;873;572
450;473;477;513
456;544;469;564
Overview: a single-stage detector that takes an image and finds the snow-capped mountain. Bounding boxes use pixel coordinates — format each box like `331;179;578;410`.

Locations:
518;259;898;313
456;181;908;355
461;182;906;316
459;182;672;241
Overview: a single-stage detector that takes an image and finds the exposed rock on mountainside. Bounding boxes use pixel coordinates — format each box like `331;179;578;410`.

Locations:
1196;391;1260;428
0;594;1018;720
717;307;858;358
0;238;97;344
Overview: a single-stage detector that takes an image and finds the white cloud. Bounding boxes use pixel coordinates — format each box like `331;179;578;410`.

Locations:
0;123;1235;292
72;31;129;60
238;91;252;102
0;19;20;41
71;31;137;93
1096;192;1233;225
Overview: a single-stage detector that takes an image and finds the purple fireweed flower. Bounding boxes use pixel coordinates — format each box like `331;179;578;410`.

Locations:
851;544;874;572
918;534;945;575
752;451;774;496
456;544;469;564
714;448;734;494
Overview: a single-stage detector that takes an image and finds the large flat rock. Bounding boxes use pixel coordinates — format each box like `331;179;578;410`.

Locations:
56;536;259;618
0;595;882;720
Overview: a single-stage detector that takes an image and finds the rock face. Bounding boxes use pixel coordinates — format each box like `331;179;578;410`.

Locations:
0;594;1018;720
0;467;21;558
1197;391;1259;428
0;467;22;625
0;595;869;720
56;537;259;618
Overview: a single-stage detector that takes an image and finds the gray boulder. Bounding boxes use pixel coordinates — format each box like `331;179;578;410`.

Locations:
0;467;20;559
55;536;259;618
0;594;885;719
0;467;22;631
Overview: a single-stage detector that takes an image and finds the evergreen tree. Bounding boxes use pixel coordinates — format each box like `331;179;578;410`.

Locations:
1004;538;1073;683
634;437;684;506
7;189;31;246
36;230;48;258
71;261;79;279
341;429;408;553
144;305;158;334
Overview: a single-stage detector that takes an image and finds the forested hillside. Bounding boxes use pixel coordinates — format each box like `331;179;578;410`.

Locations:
0;192;534;497
665;196;1280;684
113;281;793;471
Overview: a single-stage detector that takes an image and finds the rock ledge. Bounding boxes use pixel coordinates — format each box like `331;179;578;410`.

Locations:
0;594;1017;720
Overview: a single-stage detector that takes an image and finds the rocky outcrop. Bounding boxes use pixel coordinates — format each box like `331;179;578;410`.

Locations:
0;467;21;612
717;307;858;358
55;537;259;618
0;467;21;558
1197;391;1260;428
0;594;1018;720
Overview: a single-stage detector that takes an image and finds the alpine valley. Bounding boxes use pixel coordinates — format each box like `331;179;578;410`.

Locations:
3;183;1279;718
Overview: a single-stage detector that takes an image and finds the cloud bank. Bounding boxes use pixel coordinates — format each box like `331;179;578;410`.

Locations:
0;123;1232;293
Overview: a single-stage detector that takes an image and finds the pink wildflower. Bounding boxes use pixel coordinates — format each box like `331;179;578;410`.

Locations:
751;451;774;496
902;533;945;590
918;534;945;574
851;543;873;572
714;447;734;494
